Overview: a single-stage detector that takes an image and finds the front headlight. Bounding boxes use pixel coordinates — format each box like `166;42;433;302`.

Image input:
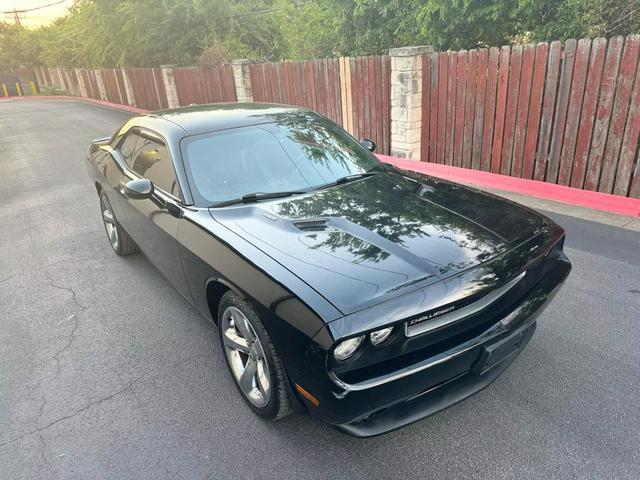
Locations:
333;335;364;361
370;326;394;345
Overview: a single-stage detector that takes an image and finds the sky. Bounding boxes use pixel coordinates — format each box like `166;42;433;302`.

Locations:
1;0;74;28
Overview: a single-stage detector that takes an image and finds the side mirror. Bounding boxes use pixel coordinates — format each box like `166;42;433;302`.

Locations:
360;138;376;152
124;178;154;200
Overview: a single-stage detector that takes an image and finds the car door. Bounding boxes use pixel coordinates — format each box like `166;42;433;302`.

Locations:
109;128;192;300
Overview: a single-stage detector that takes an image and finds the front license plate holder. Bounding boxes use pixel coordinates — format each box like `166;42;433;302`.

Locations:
471;323;535;376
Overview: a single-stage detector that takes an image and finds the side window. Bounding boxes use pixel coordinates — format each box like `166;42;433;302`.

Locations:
118;132;142;167
131;135;181;198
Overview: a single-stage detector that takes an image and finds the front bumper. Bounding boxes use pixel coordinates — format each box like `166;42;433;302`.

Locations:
335;317;537;436
299;250;571;437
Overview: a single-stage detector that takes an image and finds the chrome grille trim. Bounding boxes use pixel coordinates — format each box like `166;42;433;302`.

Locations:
405;271;526;337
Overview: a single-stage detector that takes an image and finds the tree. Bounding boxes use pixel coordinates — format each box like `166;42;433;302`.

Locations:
1;0;639;67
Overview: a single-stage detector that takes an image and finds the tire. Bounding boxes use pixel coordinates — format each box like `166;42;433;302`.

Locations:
99;191;138;256
218;291;291;420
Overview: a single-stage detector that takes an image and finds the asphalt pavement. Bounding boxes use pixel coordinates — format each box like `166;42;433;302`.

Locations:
1;99;639;479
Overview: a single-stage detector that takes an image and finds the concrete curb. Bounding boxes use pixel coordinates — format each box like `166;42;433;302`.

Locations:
379;155;640;218
4;95;639;218
0;94;148;114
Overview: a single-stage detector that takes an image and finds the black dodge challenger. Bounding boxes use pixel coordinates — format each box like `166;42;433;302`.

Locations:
86;103;571;437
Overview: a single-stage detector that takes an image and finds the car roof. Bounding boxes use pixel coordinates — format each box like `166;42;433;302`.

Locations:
143;102;316;137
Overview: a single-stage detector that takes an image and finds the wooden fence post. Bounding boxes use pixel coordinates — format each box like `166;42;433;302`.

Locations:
389;46;433;160
161;65;180;108
121;67;136;106
232;59;253;102
94;69;107;101
75;68;88;97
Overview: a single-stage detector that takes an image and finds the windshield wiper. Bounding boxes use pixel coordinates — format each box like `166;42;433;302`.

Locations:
209;190;307;208
313;171;379;191
335;172;379;184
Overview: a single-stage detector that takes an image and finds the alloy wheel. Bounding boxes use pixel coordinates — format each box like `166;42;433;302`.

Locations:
101;197;119;251
221;306;271;407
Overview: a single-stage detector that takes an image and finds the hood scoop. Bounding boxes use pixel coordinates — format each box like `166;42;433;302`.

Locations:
293;218;329;232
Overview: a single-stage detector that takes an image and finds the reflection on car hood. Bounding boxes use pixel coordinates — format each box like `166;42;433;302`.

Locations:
210;171;547;314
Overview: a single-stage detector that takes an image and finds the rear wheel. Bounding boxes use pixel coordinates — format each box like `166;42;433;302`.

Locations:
99;191;138;256
218;291;291;420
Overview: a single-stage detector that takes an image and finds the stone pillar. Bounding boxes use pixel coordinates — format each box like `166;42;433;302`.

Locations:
94;69;107;101
51;67;60;89
57;67;66;91
231;59;253;102
121;67;136;106
75;68;88;97
389;46;433;160
161;65;179;108
41;67;48;87
33;67;42;89
63;70;75;95
48;67;58;89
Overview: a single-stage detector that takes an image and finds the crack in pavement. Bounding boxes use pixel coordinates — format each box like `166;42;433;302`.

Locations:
0;351;211;452
46;276;89;375
0;376;140;450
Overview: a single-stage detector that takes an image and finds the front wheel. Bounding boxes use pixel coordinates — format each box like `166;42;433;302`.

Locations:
218;291;291;420
99;191;138;256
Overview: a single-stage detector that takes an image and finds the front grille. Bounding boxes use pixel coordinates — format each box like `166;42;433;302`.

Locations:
405;272;526;337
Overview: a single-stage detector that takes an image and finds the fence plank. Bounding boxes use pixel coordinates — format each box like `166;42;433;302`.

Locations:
436;52;448;164
445;52;457;165
522;43;549;179
614;40;640;195
381;55;391;154
534;41;561;181
481;47;500;171
421;54;431;162
500;45;523;175
491;46;510;173
512;44;535;177
453;51;468;167
558;38;592;185
571;38;607;188
429;52;440;163
599;34;640;193
547;39;578;183
361;57;370;139
584;36;624;190
472;49;488;169
463;50;478;169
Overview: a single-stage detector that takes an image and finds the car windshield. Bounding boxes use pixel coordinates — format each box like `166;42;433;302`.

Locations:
180;116;382;206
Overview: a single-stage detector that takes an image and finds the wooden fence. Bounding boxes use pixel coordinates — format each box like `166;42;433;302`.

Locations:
249;59;343;126
249;56;391;154
173;65;236;106
421;35;640;197
21;34;640;197
341;55;391;155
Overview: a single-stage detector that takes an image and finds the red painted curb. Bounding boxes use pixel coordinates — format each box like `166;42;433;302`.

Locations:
0;95;148;114
378;155;640;218
4;95;639;218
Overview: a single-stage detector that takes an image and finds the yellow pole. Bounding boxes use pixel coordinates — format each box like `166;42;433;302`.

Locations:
30;80;37;95
1;83;8;97
15;82;23;96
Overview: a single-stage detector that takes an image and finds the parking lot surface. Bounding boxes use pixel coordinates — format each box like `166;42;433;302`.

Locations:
1;99;639;479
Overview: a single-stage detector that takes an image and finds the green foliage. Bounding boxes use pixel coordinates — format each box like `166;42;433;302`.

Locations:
1;0;639;67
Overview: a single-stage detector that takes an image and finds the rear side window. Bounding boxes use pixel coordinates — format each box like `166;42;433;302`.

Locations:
118;133;142;166
131;136;181;198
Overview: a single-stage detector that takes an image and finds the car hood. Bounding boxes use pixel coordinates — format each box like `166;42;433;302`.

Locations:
210;170;547;315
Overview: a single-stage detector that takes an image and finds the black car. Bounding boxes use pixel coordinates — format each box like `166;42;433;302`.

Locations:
86;103;571;437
